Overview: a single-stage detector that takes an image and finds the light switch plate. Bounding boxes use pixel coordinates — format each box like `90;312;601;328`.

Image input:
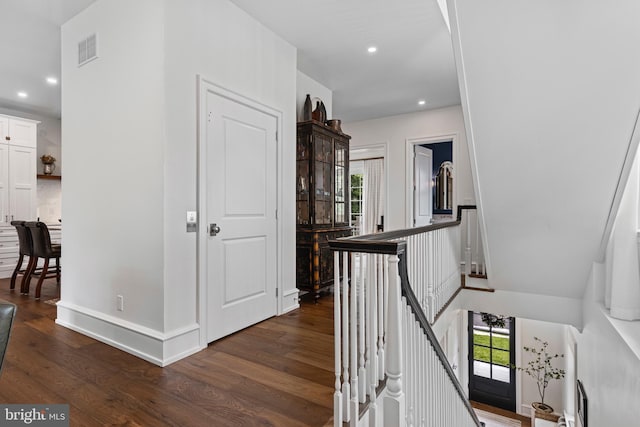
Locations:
186;211;197;232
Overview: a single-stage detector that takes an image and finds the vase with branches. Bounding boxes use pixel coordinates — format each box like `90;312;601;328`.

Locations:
513;336;565;413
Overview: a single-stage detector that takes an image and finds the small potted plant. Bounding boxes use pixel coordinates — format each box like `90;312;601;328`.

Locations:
40;154;56;175
513;336;565;413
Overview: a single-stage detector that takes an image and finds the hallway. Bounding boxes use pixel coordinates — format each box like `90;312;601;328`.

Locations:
0;281;334;426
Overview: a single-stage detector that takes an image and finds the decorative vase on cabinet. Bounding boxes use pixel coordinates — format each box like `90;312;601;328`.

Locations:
296;120;351;301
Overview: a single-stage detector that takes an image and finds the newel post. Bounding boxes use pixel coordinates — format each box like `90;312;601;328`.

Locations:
384;252;405;426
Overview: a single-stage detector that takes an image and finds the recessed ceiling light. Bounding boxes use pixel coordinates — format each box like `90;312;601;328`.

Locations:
367;46;377;54
418;100;426;106
17;91;28;99
46;77;58;85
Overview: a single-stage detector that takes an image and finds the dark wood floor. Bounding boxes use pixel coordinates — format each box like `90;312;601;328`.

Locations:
0;278;335;426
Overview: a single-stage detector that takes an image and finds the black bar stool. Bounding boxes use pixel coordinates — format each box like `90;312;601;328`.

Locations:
9;220;35;294
24;222;61;299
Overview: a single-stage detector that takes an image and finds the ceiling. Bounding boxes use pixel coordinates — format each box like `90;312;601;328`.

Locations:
0;0;458;122
230;0;460;122
0;0;97;118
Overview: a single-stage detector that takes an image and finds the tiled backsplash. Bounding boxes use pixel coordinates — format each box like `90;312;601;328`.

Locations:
37;179;61;223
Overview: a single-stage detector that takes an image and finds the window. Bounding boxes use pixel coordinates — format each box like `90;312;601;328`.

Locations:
471;312;512;383
349;160;364;235
350;172;363;235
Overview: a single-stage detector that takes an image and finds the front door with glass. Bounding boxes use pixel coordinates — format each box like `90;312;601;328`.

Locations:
468;311;516;411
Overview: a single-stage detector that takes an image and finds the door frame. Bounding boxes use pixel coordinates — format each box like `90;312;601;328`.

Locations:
468;311;517;412
350;142;389;232
197;76;284;348
405;133;458;228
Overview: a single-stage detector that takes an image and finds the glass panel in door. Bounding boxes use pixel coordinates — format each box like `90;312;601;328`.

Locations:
468;311;516;411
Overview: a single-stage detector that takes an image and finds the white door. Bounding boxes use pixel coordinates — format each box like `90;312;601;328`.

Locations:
206;91;278;343
414;146;433;226
8;145;36;223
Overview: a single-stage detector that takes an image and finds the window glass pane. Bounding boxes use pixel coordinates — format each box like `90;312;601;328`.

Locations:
350;172;364;234
473;360;491;378
491;360;511;383
335;166;344;202
336;202;344;223
473;331;490;346
492;332;510;350
491;349;510;367
473;344;490;363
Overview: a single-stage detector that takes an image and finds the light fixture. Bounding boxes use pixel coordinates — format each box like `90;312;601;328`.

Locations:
46;77;58;85
17;91;28;98
418;100;426;106
367;46;377;54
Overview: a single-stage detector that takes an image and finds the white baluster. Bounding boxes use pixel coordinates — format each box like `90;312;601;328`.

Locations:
384;253;405;427
465;210;472;276
370;254;379;388
427;232;434;323
350;253;358;427
406;305;413;427
369;255;378;427
358;252;366;403
333;252;343;427
365;254;372;400
377;253;385;382
342;251;350;422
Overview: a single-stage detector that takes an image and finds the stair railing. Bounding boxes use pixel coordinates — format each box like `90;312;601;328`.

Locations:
329;216;482;426
459;205;487;278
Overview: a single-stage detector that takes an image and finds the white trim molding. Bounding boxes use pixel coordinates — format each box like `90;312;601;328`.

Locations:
350;142;390;233
56;301;202;367
405;134;458;228
197;76;286;349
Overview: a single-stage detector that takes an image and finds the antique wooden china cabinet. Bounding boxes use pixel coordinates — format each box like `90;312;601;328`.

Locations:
296;120;351;300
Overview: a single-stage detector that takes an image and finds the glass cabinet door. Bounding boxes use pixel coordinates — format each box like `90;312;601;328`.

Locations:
314;135;333;225
334;142;348;225
296;135;310;225
296;122;350;229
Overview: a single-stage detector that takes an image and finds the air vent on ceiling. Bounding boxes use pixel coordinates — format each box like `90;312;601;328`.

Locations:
78;33;98;67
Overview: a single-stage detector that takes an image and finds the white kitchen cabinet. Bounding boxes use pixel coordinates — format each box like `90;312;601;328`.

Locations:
0;115;38;226
0;117;7;142
1;116;37;148
0;114;39;278
8;145;37;223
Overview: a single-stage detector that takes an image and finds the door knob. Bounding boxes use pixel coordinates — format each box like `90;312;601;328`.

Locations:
209;223;221;236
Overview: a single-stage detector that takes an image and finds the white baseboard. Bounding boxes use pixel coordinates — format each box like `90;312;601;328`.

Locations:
56;301;204;367
282;288;300;313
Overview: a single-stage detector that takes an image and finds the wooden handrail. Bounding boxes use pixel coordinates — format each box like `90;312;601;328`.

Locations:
329;205;477;254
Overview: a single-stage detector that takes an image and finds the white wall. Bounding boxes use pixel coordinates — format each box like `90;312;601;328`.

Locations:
343;106;474;231
449;0;640;300
566;263;640;426
296;71;332;121
60;0;168;361
163;0;297;333
60;0;297;365
517;318;565;415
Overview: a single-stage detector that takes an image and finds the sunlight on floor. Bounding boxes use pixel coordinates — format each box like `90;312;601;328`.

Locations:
475;408;522;427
